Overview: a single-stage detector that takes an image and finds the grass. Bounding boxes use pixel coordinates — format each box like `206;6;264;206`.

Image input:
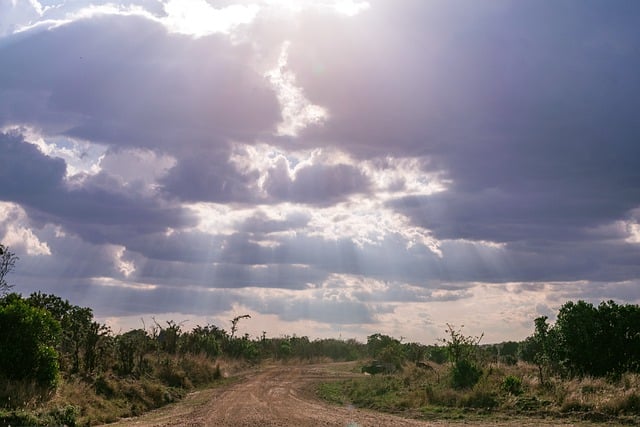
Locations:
0;354;241;426
316;361;640;425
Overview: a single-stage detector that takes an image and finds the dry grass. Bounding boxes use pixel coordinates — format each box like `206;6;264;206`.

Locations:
317;361;640;424
0;379;53;410
1;353;232;426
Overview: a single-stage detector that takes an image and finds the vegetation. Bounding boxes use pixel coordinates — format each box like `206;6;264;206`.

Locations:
0;244;369;425
0;243;18;295
2;243;640;425
317;304;640;424
520;300;640;380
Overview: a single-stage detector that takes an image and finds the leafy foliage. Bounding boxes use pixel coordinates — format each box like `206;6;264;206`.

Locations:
0;295;61;388
523;300;640;379
440;324;484;389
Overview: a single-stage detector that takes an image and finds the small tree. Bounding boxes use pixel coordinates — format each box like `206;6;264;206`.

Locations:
0;244;18;295
520;316;553;384
440;324;484;389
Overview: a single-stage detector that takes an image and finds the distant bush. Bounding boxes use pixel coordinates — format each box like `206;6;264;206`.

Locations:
501;375;523;395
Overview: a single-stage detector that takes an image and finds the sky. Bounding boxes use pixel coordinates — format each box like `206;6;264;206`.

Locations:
1;0;640;344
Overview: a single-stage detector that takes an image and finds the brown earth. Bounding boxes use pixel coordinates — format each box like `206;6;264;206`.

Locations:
103;363;585;427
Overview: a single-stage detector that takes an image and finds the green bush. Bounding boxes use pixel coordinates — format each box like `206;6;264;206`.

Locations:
47;405;78;427
451;359;482;389
501;375;523;395
0;295;61;389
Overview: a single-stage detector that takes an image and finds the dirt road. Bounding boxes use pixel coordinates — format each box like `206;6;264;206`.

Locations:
105;363;580;427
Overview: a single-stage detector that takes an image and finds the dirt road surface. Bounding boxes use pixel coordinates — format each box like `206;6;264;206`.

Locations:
104;363;582;427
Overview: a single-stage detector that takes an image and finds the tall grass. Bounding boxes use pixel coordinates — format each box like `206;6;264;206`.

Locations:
317;362;640;424
1;353;231;426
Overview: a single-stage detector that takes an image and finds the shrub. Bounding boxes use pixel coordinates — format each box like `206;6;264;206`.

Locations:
47;405;78;427
451;359;482;389
0;296;61;389
501;375;523;395
156;358;190;388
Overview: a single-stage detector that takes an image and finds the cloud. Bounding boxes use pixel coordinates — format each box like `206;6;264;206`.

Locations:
1;0;640;343
265;161;370;204
0;131;66;199
0;0;43;36
0;131;195;245
0;12;280;150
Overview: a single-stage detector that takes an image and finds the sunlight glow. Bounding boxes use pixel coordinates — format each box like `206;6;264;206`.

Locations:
2;224;51;256
91;277;157;291
625;221;640;244
188;203;255;235
112;246;136;277
163;0;259;37
263;0;370;17
266;41;328;136
0;202;51;256
362;157;450;196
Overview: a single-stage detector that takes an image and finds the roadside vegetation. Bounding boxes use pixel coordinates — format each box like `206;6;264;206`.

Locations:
2;242;640;425
318;306;640;425
0;244;366;426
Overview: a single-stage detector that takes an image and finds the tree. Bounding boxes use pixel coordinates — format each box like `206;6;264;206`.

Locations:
366;333;406;369
0;244;18;295
440;324;484;389
179;324;222;358
522;300;640;379
554;300;640;378
520;316;553;384
0;294;61;388
27;292;97;374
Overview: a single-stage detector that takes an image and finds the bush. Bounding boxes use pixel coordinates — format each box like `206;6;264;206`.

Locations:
47;405;78;427
451;359;482;389
0;295;61;389
501;375;523;395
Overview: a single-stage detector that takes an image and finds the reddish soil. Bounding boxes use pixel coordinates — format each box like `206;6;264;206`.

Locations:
104;363;582;427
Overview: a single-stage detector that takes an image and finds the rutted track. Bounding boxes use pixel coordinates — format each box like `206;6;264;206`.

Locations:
105;363;580;427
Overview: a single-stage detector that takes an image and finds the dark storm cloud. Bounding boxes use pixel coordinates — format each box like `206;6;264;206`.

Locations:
264;162;371;205
273;0;640;285
11;227;124;280
160;149;259;203
123;230;226;263
351;284;471;304
388;185;640;244
0;13;279;150
288;1;640;156
0;131;66;198
240;211;310;234
250;294;377;325
0;132;195;244
23;277;238;318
